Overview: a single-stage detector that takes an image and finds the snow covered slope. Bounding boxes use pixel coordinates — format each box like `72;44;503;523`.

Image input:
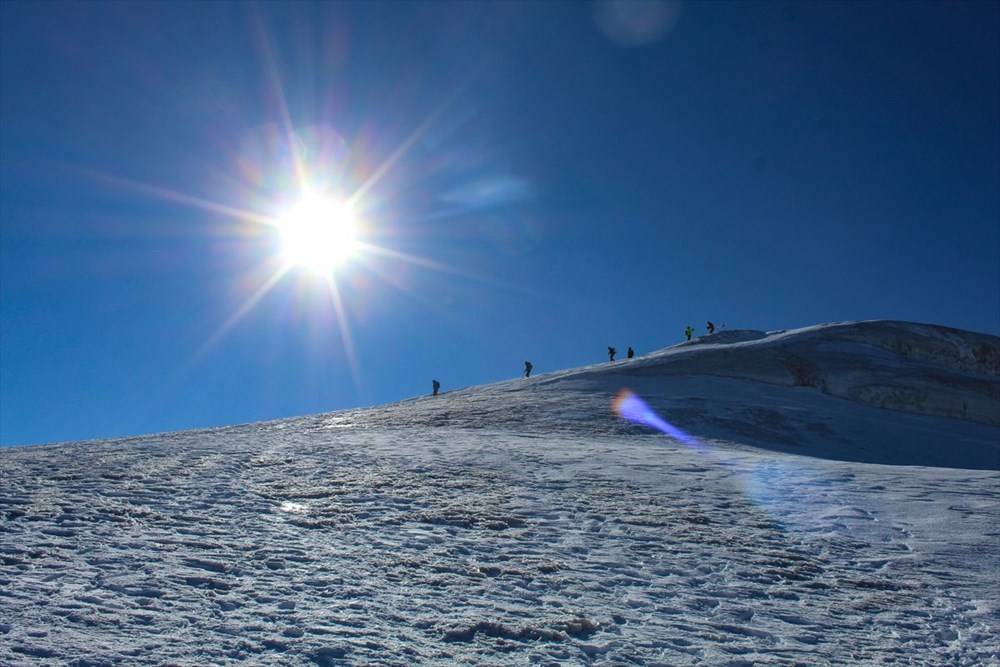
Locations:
2;321;998;666
373;320;999;468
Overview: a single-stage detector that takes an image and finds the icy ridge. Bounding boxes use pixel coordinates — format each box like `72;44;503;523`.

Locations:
598;320;1000;427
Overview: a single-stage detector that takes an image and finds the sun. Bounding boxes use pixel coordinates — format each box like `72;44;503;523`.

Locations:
275;193;359;274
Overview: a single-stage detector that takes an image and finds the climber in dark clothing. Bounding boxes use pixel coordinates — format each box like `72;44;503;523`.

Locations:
608;346;617;362
524;361;533;378
432;379;440;396
627;346;634;359
707;321;716;334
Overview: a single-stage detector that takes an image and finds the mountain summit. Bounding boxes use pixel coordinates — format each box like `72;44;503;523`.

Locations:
373;320;999;469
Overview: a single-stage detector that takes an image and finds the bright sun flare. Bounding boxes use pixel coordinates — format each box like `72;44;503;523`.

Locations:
276;194;359;274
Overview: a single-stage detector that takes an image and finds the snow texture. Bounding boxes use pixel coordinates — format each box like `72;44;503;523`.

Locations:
1;321;998;666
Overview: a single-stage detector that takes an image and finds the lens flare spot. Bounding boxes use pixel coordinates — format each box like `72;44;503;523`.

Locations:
613;389;700;448
594;0;683;47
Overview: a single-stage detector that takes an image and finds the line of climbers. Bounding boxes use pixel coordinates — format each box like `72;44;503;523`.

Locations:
433;322;725;395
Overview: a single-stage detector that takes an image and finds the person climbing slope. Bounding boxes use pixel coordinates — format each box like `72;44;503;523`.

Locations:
524;361;533;378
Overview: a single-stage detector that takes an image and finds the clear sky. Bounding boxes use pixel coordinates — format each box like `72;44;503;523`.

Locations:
2;1;998;447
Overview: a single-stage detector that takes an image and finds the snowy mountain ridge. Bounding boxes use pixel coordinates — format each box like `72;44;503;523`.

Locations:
1;320;998;666
543;320;999;426
356;320;998;469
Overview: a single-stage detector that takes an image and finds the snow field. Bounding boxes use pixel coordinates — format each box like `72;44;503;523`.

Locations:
2;420;997;666
2;320;998;665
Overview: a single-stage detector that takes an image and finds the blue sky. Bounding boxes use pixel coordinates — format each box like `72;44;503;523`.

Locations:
2;1;998;446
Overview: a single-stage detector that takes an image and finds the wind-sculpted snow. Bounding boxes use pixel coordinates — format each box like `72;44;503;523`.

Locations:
2;425;998;666
1;321;998;665
569;321;1000;429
